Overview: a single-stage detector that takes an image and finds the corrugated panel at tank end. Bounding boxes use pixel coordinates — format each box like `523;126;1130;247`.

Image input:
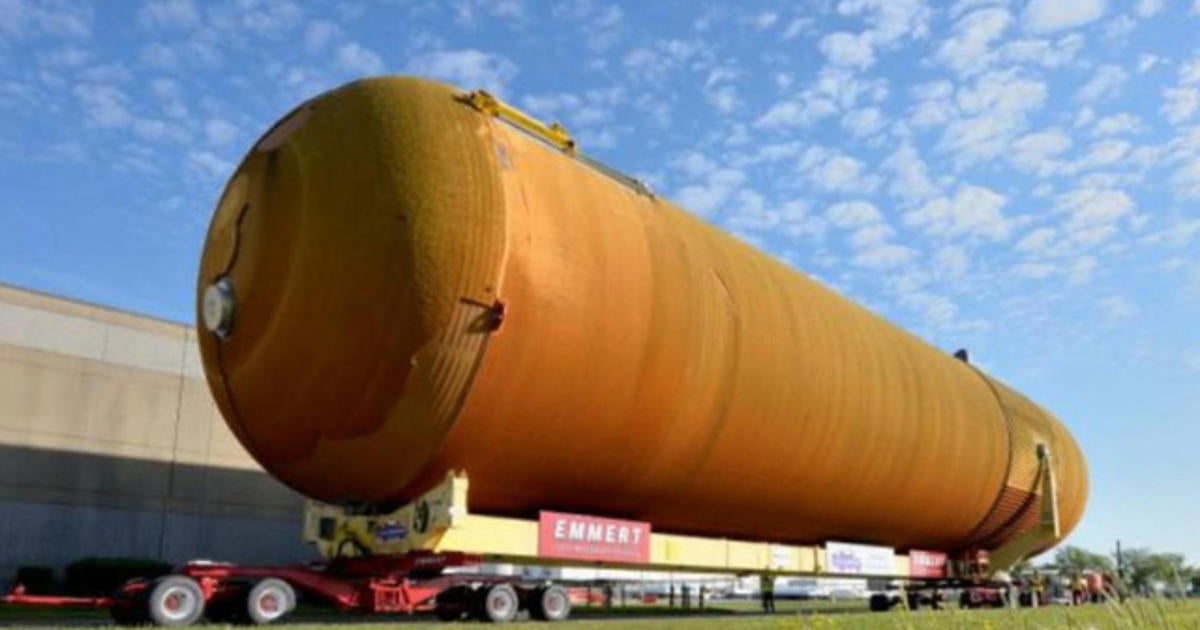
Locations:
962;374;1087;552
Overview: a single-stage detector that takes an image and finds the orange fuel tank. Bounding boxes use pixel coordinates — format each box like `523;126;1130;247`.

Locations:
196;77;1087;552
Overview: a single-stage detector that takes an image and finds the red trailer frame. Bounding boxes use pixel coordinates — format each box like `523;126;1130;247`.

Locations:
2;551;574;626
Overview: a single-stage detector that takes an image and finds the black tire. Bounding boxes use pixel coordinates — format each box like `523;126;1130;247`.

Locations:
111;598;149;626
481;583;520;623
868;593;892;612
435;586;472;622
533;585;570;622
245;579;295;625
205;590;249;625
146;576;205;627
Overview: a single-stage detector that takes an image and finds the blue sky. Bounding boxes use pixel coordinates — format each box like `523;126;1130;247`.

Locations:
1;0;1198;563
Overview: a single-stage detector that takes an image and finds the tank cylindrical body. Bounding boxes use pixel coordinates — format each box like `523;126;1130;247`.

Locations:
196;77;1087;552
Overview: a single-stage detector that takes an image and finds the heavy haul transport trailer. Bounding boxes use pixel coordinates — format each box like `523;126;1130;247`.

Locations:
1;456;1063;625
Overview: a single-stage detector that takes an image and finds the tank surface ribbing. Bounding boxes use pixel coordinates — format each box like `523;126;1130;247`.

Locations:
197;77;1087;552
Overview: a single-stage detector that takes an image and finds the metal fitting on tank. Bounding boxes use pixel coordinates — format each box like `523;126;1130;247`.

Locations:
202;277;235;339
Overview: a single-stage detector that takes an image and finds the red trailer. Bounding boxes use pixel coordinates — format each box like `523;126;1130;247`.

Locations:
3;552;571;625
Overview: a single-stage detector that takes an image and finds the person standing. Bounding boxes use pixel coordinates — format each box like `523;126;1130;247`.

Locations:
760;573;776;614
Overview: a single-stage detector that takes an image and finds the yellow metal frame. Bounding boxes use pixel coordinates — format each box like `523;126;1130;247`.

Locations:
302;471;927;579
459;90;576;156
457;89;655;198
303;460;1055;580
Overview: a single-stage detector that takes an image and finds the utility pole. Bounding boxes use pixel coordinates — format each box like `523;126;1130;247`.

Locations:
1115;540;1124;580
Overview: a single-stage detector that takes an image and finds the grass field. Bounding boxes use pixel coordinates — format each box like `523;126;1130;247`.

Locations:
2;598;1199;628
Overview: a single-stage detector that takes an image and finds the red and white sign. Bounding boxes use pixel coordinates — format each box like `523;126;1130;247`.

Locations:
909;550;948;578
538;512;651;563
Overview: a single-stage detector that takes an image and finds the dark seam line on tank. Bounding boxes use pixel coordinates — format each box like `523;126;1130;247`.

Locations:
957;364;1016;549
416;120;512;487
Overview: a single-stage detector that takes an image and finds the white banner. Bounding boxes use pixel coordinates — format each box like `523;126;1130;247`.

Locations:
825;541;895;576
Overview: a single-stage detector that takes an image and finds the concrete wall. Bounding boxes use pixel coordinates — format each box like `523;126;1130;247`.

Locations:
0;283;309;579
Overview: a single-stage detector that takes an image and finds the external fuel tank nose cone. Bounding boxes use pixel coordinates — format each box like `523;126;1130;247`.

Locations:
202;277;235;339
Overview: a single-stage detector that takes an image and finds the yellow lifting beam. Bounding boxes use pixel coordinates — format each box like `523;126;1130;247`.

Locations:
302;471;925;579
460;90;577;156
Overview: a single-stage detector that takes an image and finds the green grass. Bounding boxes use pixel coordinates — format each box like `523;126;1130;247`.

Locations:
1;598;1197;628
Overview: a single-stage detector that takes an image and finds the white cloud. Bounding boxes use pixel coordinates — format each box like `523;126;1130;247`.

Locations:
405;49;518;94
1163;88;1199;124
226;0;303;37
0;0;92;40
854;243;917;269
305;20;341;53
1100;295;1138;322
935;7;1012;75
1171;160;1200;199
1092;112;1141;136
934;245;970;279
1162;55;1200;123
742;11;778;31
1135;0;1164;16
1067;255;1097;286
1078;64;1128;102
782;18;812;39
909;80;954;128
807;153;881;194
999;33;1085;70
552;0;623;51
1023;0;1106;33
826;200;882;228
1139;219;1200;247
823;200;915;269
454;0;525;26
1056;187;1135;247
138;0;198;30
904;184;1011;241
623;39;704;83
838;0;932;44
1010;129;1072;177
703;68;741;113
205;118;239;146
938;69;1047;166
189;150;233;181
841;107;885;137
815;0;931;70
73;84;131;128
38;45;90;68
724;197;822;238
670;155;747;218
881;143;939;202
820;31;875;69
897;290;961;329
140;42;179;69
1017;227;1057;254
757;69;887;131
336;42;384;76
1067;139;1131;174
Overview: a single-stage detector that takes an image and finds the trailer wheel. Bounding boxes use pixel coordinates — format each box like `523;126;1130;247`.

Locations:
245;578;295;625
111;595;149;626
531;585;570;622
147;576;205;627
435;586;473;622
481;583;519;623
868;593;892;612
